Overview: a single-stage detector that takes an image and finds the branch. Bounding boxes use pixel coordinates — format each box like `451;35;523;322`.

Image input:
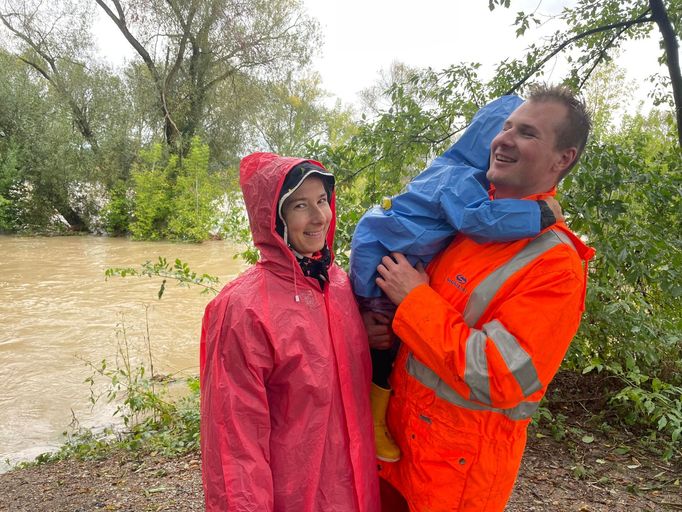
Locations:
94;0;181;143
202;66;238;93
504;10;654;95
17;54;51;81
94;0;160;82
164;0;197;91
578;21;634;89
1;11;99;151
336;123;466;186
0;11;56;70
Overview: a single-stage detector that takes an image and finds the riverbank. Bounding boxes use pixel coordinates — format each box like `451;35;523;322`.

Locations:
1;420;680;512
2;368;680;511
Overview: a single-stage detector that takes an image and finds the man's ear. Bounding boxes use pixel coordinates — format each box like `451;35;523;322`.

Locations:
553;147;578;176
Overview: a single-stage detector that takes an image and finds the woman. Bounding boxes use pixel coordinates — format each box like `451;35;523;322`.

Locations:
200;152;380;512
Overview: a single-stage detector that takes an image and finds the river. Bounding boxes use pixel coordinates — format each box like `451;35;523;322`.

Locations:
0;235;245;472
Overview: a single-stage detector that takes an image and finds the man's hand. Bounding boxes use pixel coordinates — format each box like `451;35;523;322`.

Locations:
361;310;393;349
544;196;564;222
376;253;429;305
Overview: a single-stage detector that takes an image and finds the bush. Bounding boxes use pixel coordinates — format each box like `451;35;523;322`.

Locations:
561;111;682;457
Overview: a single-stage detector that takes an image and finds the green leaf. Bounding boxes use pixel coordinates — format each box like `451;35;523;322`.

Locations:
158;279;166;300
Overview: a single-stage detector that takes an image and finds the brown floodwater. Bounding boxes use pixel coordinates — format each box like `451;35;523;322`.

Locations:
0;235;245;471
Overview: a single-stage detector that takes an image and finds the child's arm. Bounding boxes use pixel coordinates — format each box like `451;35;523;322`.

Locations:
349;163;557;299
437;166;556;243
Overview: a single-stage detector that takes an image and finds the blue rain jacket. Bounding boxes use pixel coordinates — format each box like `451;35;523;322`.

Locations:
350;95;544;298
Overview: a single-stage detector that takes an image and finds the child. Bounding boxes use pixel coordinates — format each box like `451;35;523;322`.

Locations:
350;95;560;462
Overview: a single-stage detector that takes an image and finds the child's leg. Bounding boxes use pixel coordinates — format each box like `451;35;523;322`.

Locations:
371;347;394;388
370;342;401;462
357;295;402;460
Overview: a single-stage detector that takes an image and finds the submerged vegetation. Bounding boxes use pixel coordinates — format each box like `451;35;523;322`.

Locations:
34;304;205;465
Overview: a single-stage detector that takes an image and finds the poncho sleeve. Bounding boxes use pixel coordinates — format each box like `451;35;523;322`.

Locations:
200;296;275;512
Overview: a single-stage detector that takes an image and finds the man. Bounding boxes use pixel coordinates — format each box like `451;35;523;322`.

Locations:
365;85;595;511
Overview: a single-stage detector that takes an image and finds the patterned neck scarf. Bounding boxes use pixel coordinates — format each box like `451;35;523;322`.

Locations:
292;244;331;290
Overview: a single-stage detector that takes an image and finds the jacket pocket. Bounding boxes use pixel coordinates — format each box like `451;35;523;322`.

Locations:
406;413;476;511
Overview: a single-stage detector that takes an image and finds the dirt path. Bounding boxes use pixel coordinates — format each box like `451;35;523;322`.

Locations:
1;424;680;512
506;427;681;511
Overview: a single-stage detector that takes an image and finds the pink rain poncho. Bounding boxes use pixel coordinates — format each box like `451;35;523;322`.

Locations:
200;153;380;512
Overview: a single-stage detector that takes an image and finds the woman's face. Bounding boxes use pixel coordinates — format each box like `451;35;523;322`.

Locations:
282;176;332;257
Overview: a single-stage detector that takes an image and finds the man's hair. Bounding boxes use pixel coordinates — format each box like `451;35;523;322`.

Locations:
527;84;591;179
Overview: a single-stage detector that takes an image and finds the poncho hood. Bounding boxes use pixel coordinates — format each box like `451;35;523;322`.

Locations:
239;152;336;272
442;95;524;169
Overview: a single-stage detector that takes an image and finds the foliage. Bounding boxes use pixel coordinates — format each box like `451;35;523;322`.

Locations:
166;137;221;242
0;140;20;231
129;144;171;240
105;257;220;298
37;355;201;463
561;110;682;458
126;137;223;241
333;186;367;269
533;405;569;442
216;190;260;264
238;70;358;156
0;49;89;231
0;193;12;231
486;0;682;144
102;180;133;235
0;0;333;233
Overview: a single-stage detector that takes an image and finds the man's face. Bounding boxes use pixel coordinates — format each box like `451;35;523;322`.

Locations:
487;100;575;199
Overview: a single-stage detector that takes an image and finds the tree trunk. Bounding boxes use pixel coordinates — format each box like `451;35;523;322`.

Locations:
650;0;682;146
60;206;86;231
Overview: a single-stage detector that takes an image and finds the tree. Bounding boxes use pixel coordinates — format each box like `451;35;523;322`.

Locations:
358;61;421;117
243;71;355;156
487;0;682;145
581;58;637;137
166;137;221;242
0;2;148;229
0;0;323;232
0;0;101;152
94;0;320;151
0;48;95;230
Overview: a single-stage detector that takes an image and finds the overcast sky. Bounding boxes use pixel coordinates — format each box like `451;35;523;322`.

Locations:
301;0;662;107
95;0;665;109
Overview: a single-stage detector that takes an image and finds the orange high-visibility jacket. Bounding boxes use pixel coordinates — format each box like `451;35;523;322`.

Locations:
380;195;595;512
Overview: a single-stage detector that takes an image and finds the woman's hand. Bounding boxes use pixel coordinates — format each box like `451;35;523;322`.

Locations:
376;253;429;305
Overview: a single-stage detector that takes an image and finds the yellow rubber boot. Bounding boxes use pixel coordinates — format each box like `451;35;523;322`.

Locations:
370;383;401;462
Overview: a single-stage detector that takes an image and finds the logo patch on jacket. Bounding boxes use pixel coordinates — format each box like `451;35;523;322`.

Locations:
446;274;468;293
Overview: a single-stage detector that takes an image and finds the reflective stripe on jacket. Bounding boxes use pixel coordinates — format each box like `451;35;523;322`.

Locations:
200;153;380;512
380;197;594;511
